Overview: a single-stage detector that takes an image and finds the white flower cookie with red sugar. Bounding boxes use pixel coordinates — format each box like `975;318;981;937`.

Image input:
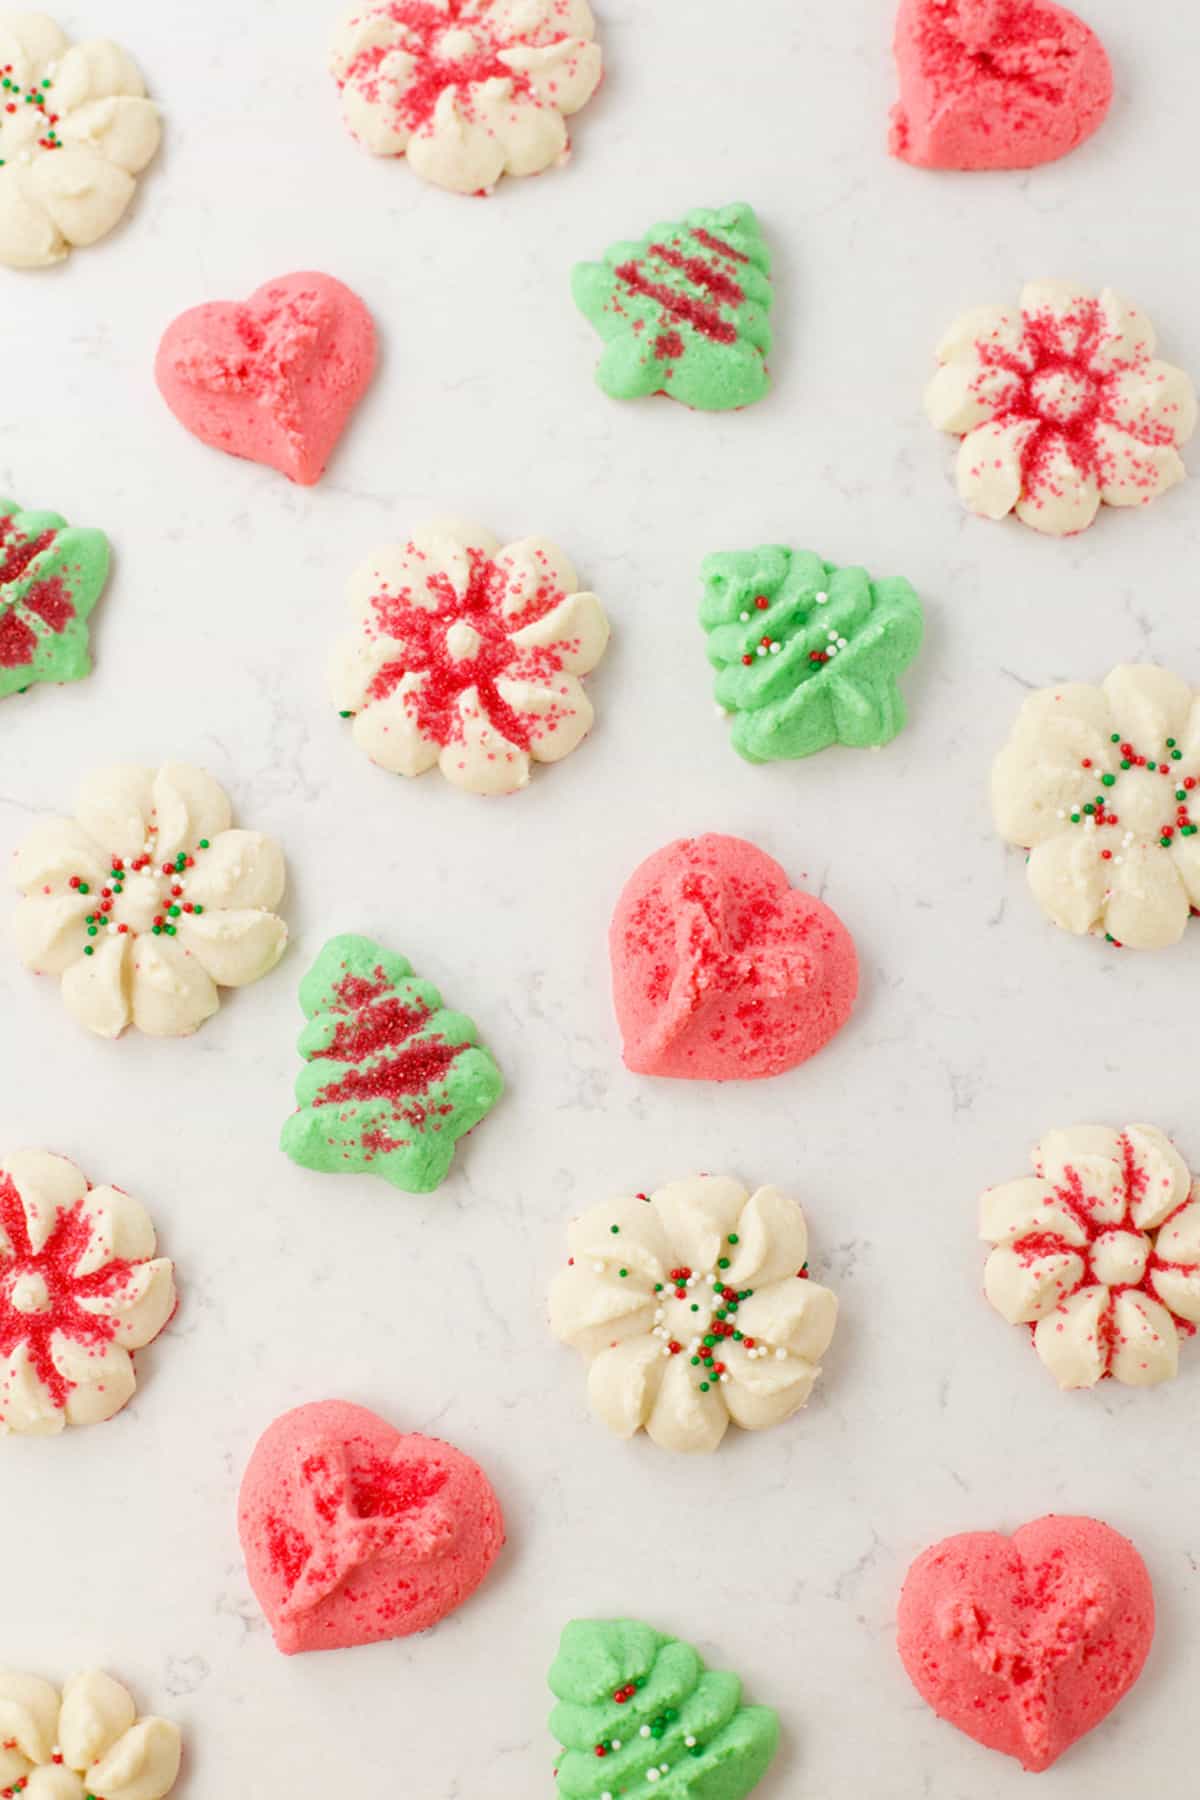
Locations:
0;1668;181;1797
926;281;1196;534
329;0;603;196
0;1150;175;1434
982;1123;1200;1389
0;12;161;269
11;761;288;1037
550;1175;839;1455
993;663;1200;950
331;520;610;796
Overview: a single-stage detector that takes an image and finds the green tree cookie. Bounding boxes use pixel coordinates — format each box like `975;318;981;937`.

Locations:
0;496;109;700
572;204;772;412
701;546;924;762
549;1619;780;1800
280;934;503;1193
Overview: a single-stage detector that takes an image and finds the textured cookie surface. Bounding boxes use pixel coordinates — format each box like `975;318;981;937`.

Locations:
572;204;772;411
701;545;923;761
898;1516;1154;1771
0;495;109;700
0;1667;181;1797
610;835;857;1080
891;0;1112;171
549;1619;779;1799
280;933;503;1191
155;271;376;485
239;1398;504;1654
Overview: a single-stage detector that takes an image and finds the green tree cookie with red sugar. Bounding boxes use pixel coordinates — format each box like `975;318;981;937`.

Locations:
549;1619;780;1799
280;933;503;1194
702;545;924;761
0;496;109;700
572;204;772;411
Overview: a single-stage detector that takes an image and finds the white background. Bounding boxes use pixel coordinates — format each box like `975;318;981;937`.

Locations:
2;0;1199;1794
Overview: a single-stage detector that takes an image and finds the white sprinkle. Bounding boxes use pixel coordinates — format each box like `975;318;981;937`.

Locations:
1056;810;1066;820
826;628;837;640
654;1308;664;1323
640;1726;652;1740
592;1261;604;1273
739;611;750;622
769;642;780;655
611;1740;622;1751
661;1346;670;1357
827;644;839;657
685;1736;697;1749
755;645;767;657
661;1764;670;1774
816;591;828;604
647;1774;659;1786
719;1373;729;1384
837;637;848;649
775;1347;787;1361
1114;856;1124;866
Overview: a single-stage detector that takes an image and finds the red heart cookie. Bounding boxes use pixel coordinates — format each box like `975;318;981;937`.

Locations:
155;272;376;486
238;1400;504;1654
890;0;1113;171
898;1516;1154;1771
609;834;858;1081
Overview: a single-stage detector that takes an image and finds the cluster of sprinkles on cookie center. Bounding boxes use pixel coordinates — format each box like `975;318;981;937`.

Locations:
62;834;211;958
0;62;61;166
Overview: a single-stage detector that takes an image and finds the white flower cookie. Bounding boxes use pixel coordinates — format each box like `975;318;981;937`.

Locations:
331;521;610;796
11;762;288;1037
0;1668;181;1798
329;0;602;195
982;1124;1200;1389
0;12;161;269
992;664;1200;950
549;1175;839;1454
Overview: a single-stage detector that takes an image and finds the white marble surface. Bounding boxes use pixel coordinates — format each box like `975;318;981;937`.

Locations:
2;0;1200;1793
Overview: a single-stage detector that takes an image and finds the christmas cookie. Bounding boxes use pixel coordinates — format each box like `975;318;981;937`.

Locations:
549;1176;838;1455
701;545;923;761
329;0;603;196
155;272;376;486
0;1668;181;1796
982;1123;1200;1388
280;934;503;1192
890;0;1112;171
239;1399;505;1654
898;1516;1154;1771
0;1150;175;1435
992;664;1200;949
926;281;1197;535
0;495;109;700
572;204;772;412
0;14;161;269
549;1619;780;1799
11;761;288;1037
330;521;610;796
610;835;857;1080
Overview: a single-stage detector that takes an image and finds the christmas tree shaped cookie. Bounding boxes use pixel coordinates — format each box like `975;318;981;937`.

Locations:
280;934;502;1193
549;1619;780;1799
701;545;924;762
0;496;109;700
572;205;772;412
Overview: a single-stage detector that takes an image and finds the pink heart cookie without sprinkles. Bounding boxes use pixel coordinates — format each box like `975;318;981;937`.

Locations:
610;834;858;1081
890;0;1113;171
154;272;376;485
898;1516;1154;1772
238;1399;504;1654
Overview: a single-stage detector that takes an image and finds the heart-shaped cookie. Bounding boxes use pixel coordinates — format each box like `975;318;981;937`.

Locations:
890;0;1112;171
238;1399;504;1654
898;1516;1154;1771
155;272;376;486
610;834;858;1081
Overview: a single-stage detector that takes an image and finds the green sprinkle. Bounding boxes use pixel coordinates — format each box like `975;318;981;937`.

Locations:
690;1356;700;1366
1167;738;1177;748
86;925;97;937
77;882;89;894
83;946;94;957
152;925;162;935
339;710;354;718
1160;837;1172;848
165;924;177;935
1172;750;1183;761
618;1269;628;1279
610;1225;620;1234
193;904;204;914
1121;759;1131;770
733;1330;743;1341
1083;803;1095;815
168;904;181;918
727;1233;739;1245
1111;733;1120;743
1102;773;1116;787
1178;790;1187;802
198;838;209;848
703;1334;716;1346
699;1382;710;1393
654;1283;663;1293
718;1256;730;1270
1148;761;1158;772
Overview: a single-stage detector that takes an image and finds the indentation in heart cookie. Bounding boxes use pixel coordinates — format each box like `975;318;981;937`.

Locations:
609;834;858;1081
154;272;376;485
890;0;1113;171
897;1515;1154;1771
238;1399;504;1653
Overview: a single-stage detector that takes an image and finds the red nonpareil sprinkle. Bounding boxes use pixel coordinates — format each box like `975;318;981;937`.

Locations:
612;258;738;346
317;1040;458;1107
692;226;749;265
315;992;432;1064
0;609;36;668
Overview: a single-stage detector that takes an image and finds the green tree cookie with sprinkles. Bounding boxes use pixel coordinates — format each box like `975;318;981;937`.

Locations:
572;204;772;412
549;1619;780;1800
280;934;503;1193
0;496;109;700
701;545;924;762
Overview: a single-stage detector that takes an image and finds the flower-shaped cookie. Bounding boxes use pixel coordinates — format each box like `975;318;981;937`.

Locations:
0;1668;181;1798
328;0;602;195
993;664;1200;950
0;1150;175;1435
925;281;1196;535
0;495;109;701
0;14;161;269
700;545;924;761
11;762;288;1037
982;1124;1200;1388
549;1176;838;1454
331;521;610;796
